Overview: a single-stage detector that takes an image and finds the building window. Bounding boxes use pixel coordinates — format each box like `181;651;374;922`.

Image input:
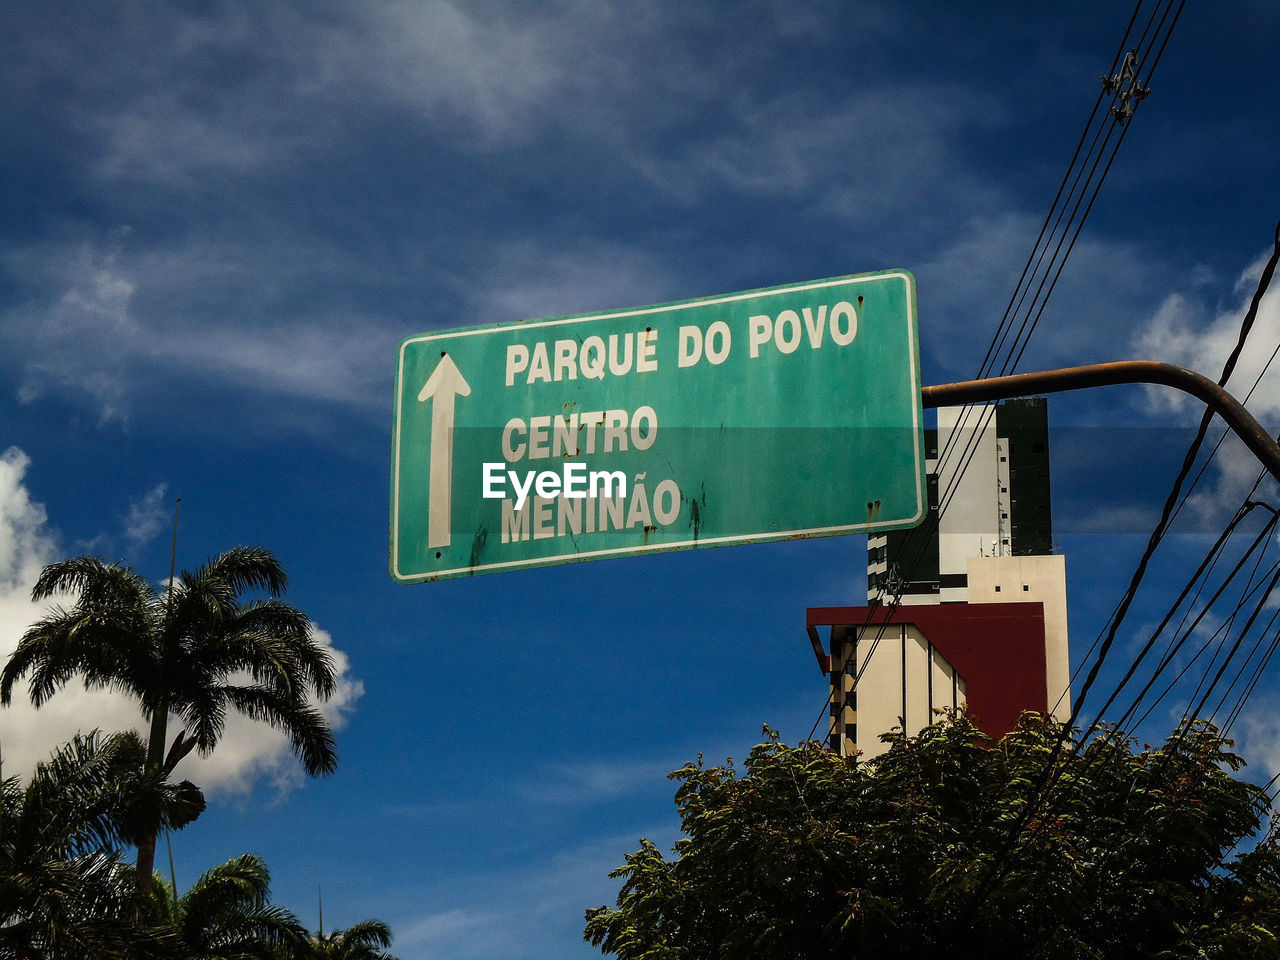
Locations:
994;585;1002;593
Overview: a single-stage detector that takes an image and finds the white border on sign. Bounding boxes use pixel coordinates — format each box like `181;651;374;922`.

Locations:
391;271;924;582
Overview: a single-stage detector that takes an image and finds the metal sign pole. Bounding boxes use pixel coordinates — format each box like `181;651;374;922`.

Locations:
922;361;1280;484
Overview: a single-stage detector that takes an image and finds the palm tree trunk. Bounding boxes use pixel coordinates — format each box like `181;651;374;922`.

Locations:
135;700;169;904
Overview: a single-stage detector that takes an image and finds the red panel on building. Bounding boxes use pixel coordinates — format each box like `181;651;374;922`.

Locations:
807;602;1049;740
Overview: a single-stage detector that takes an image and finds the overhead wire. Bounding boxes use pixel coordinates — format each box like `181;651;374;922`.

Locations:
1121;510;1279;732
973;2;1144;383
941;0;1174;483
1081;500;1277;734
932;1;1148;479
971;213;1279;937
1071;221;1280;736
1210;605;1280;727
975;218;1265;912
1067;206;1275;734
1049;237;1280;728
1220;619;1280;734
831;93;1156;741
805;0;1159;751
948;0;1258;919
1181;565;1277;714
1183;550;1280;717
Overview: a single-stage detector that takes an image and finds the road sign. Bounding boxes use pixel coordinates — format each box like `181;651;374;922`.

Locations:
392;269;925;582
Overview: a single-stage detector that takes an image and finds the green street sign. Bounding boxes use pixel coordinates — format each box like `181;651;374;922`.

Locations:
391;269;925;582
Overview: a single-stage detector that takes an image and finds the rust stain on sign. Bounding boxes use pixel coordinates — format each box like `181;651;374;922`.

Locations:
468;524;489;570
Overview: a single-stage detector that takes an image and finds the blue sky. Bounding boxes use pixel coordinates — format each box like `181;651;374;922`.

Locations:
3;2;1280;958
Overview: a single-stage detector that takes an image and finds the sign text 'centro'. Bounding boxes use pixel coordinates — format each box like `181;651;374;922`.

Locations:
391;270;925;582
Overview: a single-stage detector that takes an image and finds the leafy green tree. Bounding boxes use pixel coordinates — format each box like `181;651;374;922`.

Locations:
147;852;307;960
585;713;1280;960
304;919;400;960
1;546;339;900
0;730;202;959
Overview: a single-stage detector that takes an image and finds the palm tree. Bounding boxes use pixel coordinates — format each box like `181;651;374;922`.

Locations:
0;730;202;958
150;852;307;959
0;546;339;900
306;919;400;960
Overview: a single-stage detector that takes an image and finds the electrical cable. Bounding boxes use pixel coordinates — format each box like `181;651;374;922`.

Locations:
934;1;1147;481
808;1;1188;763
1068;217;1278;731
1084;502;1275;730
1061;222;1280;737
1125;515;1279;732
1211;606;1280;728
1220;623;1280;735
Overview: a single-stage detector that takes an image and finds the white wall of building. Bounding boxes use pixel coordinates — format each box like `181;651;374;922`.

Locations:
848;624;965;759
936;406;999;601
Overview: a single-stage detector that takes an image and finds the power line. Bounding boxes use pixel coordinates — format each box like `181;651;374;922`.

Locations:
807;0;1161;751
928;4;1162;492
1068;215;1279;732
807;2;1201;769
972;220;1279;928
1084;501;1277;733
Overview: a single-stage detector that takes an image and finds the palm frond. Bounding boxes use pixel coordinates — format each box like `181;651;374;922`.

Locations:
175;853;308;956
220;684;338;776
30;555;157;607
184;546;289;599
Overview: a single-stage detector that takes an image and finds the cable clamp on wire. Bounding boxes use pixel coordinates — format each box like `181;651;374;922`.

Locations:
1104;49;1150;124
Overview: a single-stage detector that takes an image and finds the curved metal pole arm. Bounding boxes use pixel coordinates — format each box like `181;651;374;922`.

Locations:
922;360;1280;485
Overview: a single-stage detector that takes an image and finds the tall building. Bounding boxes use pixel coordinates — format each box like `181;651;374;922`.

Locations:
867;397;1053;603
808;398;1070;758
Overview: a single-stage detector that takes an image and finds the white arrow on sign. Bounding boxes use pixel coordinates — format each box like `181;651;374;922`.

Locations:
417;353;472;549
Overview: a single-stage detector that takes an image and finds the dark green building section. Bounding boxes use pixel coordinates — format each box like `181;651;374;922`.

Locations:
1000;397;1053;556
868;397;1052;598
870;430;939;599
870;435;942;601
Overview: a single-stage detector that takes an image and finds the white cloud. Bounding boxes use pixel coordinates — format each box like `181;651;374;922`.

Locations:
0;448;50;587
145;312;387;411
512;758;675;805
2;237;389;425
397;908;511;960
81;1;578;184
0;446;142;775
124;482;170;551
0;447;364;796
394;828;678;960
470;240;677;324
1135;250;1280;417
1132;248;1280;518
326;2;567;143
96;90;285;187
10;243;140;424
1233;694;1280;787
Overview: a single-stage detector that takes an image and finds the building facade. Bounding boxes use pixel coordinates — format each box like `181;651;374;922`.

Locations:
810;398;1069;758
